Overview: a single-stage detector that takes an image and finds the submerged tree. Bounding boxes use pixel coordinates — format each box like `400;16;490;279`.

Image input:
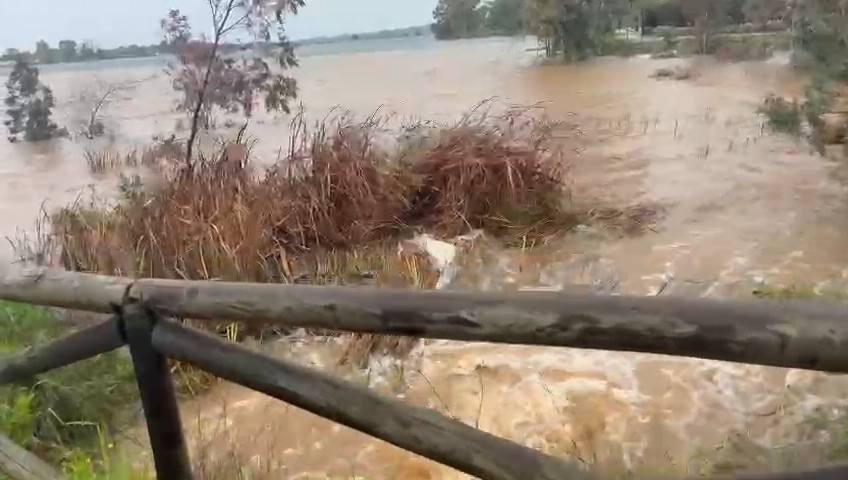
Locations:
486;0;525;35
525;0;629;61
4;58;63;142
432;0;486;39
162;0;305;164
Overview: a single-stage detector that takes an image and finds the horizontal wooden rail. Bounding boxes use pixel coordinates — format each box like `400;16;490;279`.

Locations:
0;317;124;384
4;267;848;373
0;266;130;314
153;319;590;480
3;266;848;480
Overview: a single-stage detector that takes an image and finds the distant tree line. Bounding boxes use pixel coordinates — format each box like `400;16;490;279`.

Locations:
0;40;176;65
433;0;792;58
432;0;526;40
0;37;264;66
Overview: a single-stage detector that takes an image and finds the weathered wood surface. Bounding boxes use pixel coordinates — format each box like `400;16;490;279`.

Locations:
0;433;61;480
123;304;192;480
0;317;124;384
153;319;590;480
134;277;848;373
4;267;848;373
0;266;129;314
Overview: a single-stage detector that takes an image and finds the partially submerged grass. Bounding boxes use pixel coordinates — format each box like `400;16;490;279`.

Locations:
48;107;662;364
57;107;578;282
84;137;184;175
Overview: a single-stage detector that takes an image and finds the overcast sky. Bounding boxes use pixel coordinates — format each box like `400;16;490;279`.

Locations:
0;0;436;50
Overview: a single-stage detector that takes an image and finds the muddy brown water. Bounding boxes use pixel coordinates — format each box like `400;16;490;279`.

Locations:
4;37;848;477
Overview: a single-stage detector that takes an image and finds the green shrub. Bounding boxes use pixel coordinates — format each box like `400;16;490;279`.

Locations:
661;33;679;51
758;95;802;135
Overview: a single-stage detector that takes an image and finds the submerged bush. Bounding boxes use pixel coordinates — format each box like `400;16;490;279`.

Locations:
4;58;65;142
759;95;802;135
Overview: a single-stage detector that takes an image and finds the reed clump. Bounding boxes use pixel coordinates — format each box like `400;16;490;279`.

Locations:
57;108;577;285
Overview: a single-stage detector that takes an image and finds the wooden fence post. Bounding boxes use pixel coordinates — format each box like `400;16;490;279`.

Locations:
123;303;193;480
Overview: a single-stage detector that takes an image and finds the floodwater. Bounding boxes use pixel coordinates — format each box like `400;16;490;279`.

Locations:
4;36;848;477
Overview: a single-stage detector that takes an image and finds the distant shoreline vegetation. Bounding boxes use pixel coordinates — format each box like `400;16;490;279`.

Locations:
294;25;432;45
0;25;435;66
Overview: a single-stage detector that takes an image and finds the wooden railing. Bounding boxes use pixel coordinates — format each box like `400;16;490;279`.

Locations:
2;266;848;480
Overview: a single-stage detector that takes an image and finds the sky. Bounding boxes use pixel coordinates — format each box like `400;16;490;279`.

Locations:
0;0;436;51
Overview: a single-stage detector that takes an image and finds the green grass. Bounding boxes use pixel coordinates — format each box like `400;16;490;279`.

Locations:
0;301;145;478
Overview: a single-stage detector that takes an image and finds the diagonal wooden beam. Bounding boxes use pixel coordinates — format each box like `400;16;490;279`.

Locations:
152;318;591;480
0;316;124;385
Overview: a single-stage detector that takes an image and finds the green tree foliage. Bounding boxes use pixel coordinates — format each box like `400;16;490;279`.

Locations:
680;0;735;52
34;40;56;64
78;42;97;60
1;48;21;61
642;0;687;28
432;0;486;39
743;0;788;26
3;58;63;142
792;0;848;80
760;1;847;151
57;40;78;63
486;0;525;35
632;0;670;33
525;0;629;61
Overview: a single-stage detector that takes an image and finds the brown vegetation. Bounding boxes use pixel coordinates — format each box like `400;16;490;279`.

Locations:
59;108;577;285
51;108;659;363
402;109;574;241
84;138;184;174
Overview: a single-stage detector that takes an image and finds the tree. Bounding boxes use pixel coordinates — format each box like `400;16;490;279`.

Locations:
632;0;668;34
34;40;55;64
486;0;525;35
642;0;687;28
78;79;145;138
680;0;732;53
525;0;629;60
743;0;788;26
78;42;97;61
4;58;63;142
791;0;848;80
162;0;305;165
432;0;485;39
57;40;78;63
2;48;20;61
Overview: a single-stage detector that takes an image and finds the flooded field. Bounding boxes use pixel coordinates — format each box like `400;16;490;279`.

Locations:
4;36;848;477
